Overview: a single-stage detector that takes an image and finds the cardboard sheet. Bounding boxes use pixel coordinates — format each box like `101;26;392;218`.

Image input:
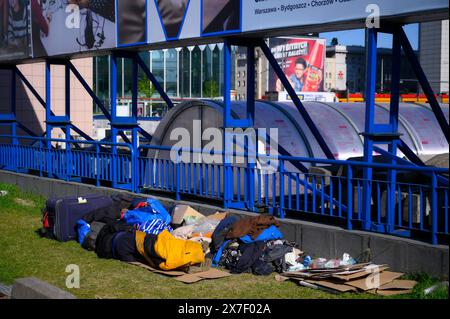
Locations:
345;271;404;291
376;289;414;296
175;269;231;284
129;262;231;284
306;280;358;293
332;266;390;281
206;212;228;221
172;205;205;225
378;280;418;291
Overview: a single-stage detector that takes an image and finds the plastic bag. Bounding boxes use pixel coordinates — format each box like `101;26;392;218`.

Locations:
77;219;90;245
138;218;173;235
325;259;341;269
124;198;171;226
191;218;220;237
339;253;357;266
310;258;327;269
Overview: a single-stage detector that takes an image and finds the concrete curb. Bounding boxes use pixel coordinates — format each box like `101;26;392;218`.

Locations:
11;278;76;299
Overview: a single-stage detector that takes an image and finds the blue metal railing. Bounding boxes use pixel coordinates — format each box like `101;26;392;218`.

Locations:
1;136;448;244
0;135;136;191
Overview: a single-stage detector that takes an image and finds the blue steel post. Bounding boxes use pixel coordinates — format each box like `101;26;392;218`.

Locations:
431;172;438;245
347;165;353;230
223;40;232;209
110;54;118;188
362;28;378;231
278;160;285;218
65;63;72;181
11;69;18;147
247;45;255;211
386;28;402;233
45;61;52;177
131;56;139;192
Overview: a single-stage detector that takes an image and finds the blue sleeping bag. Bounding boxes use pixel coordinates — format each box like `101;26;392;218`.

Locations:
123;198;172;227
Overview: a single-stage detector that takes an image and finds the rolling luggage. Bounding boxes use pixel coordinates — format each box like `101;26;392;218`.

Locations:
41;195;114;242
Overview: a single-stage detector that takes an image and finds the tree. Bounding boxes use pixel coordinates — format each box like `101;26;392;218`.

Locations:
138;77;156;98
331;37;339;46
203;79;220;98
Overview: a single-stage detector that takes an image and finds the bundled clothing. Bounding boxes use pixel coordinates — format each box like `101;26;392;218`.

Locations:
211;214;291;276
95;220;135;260
226;215;280;240
95;224;205;271
218;239;298;276
136;230;205;271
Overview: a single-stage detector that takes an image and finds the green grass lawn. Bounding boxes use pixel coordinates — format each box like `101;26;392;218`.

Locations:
0;183;447;299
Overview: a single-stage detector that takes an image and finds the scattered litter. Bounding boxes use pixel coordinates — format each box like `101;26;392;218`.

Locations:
424;281;449;296
0;190;9;197
281;263;418;295
14;198;35;207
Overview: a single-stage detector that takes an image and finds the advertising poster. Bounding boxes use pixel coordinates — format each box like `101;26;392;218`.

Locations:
269;37;326;93
154;0;190;41
201;0;240;36
33;0;116;57
117;0;146;47
0;0;32;61
242;0;448;33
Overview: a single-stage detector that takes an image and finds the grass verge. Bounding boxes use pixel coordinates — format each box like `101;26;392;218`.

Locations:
0;183;447;299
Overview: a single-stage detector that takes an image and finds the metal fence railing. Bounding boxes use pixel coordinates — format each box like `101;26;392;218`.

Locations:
1;137;448;245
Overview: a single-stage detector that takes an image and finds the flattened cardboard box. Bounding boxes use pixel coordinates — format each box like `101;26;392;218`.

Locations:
305;280;358;293
172;205;205;225
332;265;390;282
129;262;231;284
378;280;417;291
345;271;404;291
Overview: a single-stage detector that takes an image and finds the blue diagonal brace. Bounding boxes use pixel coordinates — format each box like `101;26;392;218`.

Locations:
68;61;111;122
398;27;449;143
15;66;95;144
135;54;175;109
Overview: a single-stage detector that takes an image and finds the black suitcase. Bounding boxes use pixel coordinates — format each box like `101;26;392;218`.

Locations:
41;195;114;242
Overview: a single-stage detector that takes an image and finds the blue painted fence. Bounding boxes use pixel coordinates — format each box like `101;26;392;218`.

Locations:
0;135;448;245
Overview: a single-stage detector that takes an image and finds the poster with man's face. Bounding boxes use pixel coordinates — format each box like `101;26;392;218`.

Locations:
32;0;116;58
0;0;32;61
201;0;240;36
269;38;326;93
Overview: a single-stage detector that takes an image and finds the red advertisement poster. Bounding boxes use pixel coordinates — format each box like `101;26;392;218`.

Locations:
269;37;326;93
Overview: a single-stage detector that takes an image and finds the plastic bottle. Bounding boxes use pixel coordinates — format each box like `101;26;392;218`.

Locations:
303;41;325;92
303;255;312;268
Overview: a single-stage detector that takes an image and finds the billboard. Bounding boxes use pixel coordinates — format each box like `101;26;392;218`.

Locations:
269;37;326;93
0;0;448;63
0;0;32;61
32;0;116;57
117;0;146;47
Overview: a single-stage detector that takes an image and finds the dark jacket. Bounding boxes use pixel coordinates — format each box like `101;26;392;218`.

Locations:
226;215;280;240
95;220;134;259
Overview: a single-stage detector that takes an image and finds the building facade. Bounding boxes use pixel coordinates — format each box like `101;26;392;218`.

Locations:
0;59;94;139
93;44;237;109
419;19;449;94
325;45;418;94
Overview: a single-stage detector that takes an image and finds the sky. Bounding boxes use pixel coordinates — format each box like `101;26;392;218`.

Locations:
320;24;419;50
